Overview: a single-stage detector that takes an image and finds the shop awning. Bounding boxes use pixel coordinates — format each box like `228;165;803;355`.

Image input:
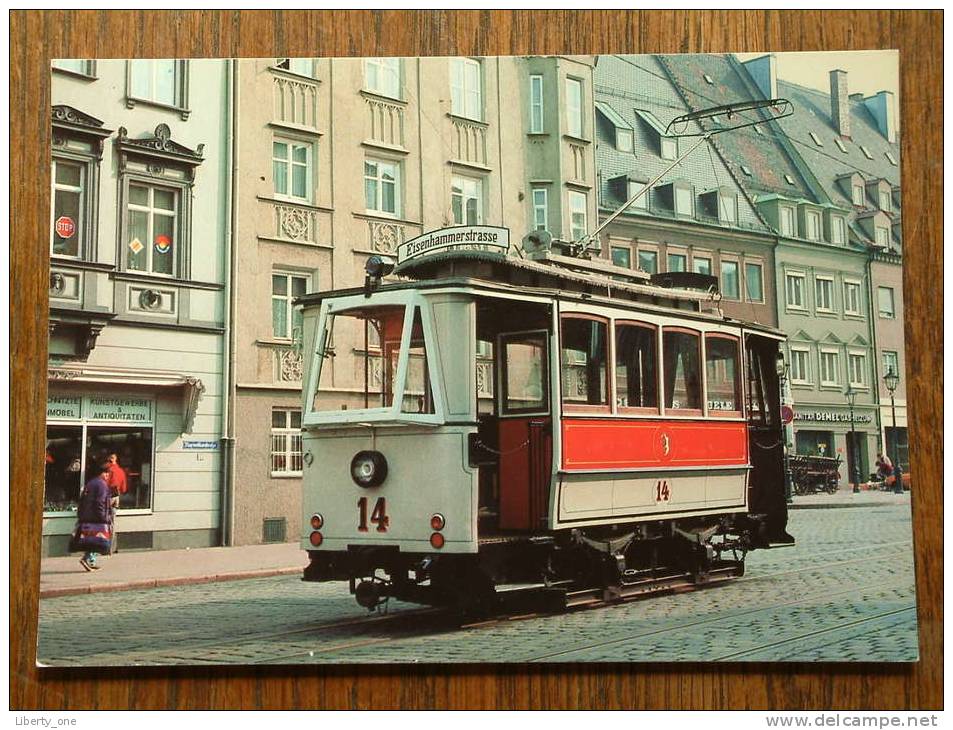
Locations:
47;364;206;433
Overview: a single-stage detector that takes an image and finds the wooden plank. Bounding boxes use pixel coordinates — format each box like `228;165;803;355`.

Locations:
12;9;941;710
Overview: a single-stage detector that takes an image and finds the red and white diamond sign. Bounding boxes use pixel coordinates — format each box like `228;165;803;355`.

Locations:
54;216;76;239
128;237;145;255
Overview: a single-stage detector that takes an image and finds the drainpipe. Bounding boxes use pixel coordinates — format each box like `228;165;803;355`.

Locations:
221;59;240;546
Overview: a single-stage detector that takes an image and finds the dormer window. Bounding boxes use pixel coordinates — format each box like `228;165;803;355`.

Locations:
674;186;693;216
834;138;848;153
885;151;897;166
635;109;676;160
879;190;891;212
831;215;847;245
595;101;633;153
860;145;874;160
700;188;737;224
779;205;796;237
809;131;823;147
852;183;865;206
804;209;822;241
655;181;694;217
875;227;890;247
626;179;648;210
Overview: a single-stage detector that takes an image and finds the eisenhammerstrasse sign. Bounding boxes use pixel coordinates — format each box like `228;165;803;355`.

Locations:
397;226;509;265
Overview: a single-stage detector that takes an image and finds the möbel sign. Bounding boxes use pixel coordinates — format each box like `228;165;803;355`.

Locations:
396;226;509;265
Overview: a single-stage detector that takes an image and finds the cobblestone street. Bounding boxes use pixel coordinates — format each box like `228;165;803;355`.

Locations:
37;500;918;665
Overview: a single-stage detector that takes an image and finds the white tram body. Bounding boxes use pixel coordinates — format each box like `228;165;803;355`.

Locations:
298;229;792;610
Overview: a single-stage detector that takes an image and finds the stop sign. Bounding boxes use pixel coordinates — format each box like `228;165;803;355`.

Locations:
781;405;794;425
55;216;76;239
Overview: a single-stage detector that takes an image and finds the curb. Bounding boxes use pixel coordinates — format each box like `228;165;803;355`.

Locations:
788;500;908;510
40;565;304;599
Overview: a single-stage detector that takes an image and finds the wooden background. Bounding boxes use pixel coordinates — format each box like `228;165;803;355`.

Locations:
10;10;942;710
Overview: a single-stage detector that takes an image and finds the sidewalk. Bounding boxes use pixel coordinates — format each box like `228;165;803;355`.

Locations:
788;486;910;509
40;541;307;599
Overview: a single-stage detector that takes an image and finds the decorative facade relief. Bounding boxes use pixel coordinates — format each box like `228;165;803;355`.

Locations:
275;204;318;243
368;220;403;254
275;347;303;382
273;76;319;130
450;117;488;166
476;360;494;398
365;96;405;148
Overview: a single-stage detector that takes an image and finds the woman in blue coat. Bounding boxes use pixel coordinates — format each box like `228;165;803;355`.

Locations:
77;463;112;571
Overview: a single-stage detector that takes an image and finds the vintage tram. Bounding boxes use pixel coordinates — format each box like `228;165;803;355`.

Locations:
297;227;793;611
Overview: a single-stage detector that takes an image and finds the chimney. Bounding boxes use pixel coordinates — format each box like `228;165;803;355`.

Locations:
742;54;777;99
864;90;897;143
830;69;850;137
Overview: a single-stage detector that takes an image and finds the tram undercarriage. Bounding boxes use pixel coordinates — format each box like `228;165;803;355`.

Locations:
303;514;765;613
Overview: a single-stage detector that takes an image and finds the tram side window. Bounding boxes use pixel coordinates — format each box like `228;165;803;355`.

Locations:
615;323;658;411
705;335;741;415
663;329;702;413
560;316;609;409
501;333;548;413
401;307;435;414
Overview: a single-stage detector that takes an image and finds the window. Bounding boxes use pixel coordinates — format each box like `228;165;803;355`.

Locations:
848;352;867;387
125;183;178;276
501;332;548;414
364;158;400;216
638;249;658;275
790;348;811;384
451;176;483;225
860;145;874;160
273;139;311;201
721;260;740;300
805;210;821;241
705;335;741;414
882;351;899;380
780;206;796;236
875;227;890;247
53;59;94;76
271;409;303;475
615;323;658;411
129;60;186;109
831;215;847;244
667;253;687;273
740;164;752;176
272;273;308;340
560;316;609;409
878;286;895;318
51;158;85;257
569;191;588;240
815;276;834;312
879;190;891;212
276;58;315;77
611;246;631;269
885;151;897;166
693;256;712;276
786;272;805;309
663;329;701;413
852;184;865;206
402;308;435;415
365;57;400;98
532;187;548;230
626;180;648;209
820;350;839;386
566;78;583;137
718;193;737;223
450;58;482;120
809;131;823;147
529;74;544;133
661;136;677;160
745;262;764;302
834;137;848;153
844;280;861;315
784;174;795;186
674;186;693;216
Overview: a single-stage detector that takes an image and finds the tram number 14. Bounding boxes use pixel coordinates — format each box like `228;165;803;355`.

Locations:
655;479;671;503
358;496;390;532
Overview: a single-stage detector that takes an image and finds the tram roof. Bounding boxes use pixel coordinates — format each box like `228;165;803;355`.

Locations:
296;254;784;337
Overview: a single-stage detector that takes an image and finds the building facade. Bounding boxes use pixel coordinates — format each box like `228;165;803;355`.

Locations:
227;55;598;546
46;59;230;555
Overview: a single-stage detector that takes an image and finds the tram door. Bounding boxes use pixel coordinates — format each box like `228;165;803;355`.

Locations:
496;330;553;531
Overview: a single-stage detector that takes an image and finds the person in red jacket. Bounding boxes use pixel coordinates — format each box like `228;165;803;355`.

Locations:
106;453;127;496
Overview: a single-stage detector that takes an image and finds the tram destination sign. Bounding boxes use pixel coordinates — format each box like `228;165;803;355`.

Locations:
396;226;510;266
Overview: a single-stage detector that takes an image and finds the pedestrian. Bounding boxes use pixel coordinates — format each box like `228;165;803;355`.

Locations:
104;453;126;554
875;452;893;481
75;463;112;572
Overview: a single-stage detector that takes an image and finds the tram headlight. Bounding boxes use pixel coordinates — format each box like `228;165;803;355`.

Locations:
350;450;388;488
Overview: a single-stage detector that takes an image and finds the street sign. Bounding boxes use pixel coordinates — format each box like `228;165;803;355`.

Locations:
781;405;794;425
396;226;509;266
54;216;76;239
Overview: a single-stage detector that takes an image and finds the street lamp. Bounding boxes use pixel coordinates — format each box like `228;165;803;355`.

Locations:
883;367;903;494
844;385;859;494
776;351;794;504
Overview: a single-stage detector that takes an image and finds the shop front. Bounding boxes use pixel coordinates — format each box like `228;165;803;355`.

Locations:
44;365;215;556
793;406;879;485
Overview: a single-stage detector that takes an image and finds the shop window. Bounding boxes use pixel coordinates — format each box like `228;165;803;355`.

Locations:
706;335;741;415
561;316;609;410
273;139;312;202
128;60;188;114
663;328;701;414
364;158;400;216
615;323;658;412
451;175;483;225
501;332;548;414
796;430;834;457
271;409;302;475
450;58;482;121
45;423;154;513
364;57;400;97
